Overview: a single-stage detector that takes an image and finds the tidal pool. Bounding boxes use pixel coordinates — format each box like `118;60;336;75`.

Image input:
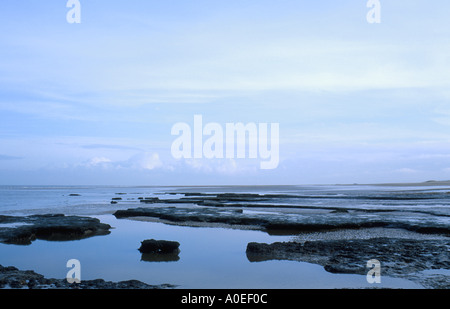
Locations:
0;214;423;289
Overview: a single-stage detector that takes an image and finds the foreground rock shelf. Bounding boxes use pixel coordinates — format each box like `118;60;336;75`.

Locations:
0;265;176;289
0;214;112;245
246;238;450;289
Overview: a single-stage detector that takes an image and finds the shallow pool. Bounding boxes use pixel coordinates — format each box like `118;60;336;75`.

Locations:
0;214;424;289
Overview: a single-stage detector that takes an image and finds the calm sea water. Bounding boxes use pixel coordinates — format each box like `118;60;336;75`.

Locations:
0;184;448;288
1;184;449;215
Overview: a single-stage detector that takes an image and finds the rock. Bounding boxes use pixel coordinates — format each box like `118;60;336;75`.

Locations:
141;252;180;262
331;209;349;213
139;197;160;203
69;194;81;197
138;239;180;254
0;214;111;245
111;201;118;204
113;205;450;236
114;207;269;228
112;197;122;201
0;265;177;289
246;238;450;289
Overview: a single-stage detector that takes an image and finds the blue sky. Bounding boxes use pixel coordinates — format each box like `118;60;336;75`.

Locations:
0;0;450;185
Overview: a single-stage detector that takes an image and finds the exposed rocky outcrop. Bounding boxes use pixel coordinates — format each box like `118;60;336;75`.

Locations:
140;252;180;262
114;207;266;227
0;265;176;289
138;239;181;263
246;238;450;289
150;191;450;209
0;214;111;245
111;191;449;288
138;239;180;254
113;206;450;236
140;197;160;204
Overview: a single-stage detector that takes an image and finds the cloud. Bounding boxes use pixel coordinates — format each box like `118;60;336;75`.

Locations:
74;152;262;178
80;152;163;171
2;3;449;115
181;158;258;175
128;152;163;170
1;1;450;186
82;144;142;151
85;157;112;167
0;154;22;160
394;168;417;174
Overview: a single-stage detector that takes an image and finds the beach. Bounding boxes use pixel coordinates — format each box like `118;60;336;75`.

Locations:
0;183;449;289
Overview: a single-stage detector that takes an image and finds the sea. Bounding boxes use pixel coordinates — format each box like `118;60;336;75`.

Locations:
0;184;449;289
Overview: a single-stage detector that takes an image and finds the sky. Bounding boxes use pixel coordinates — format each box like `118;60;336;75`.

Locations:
0;0;450;185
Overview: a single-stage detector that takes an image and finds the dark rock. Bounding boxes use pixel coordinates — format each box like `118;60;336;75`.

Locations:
197;200;226;207
0;265;177;289
0;214;111;245
246;238;450;288
114;207;269;228
331;209;349;213
183;192;210;196
113;205;450;236
69;194;81;197
112;197;122;201
140;197;160;203
141;252;180;262
138;239;180;254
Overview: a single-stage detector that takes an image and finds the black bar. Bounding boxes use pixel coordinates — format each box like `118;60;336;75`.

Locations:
1;289;446;307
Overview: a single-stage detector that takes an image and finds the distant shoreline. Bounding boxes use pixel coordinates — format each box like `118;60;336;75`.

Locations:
1;180;450;188
366;180;450;187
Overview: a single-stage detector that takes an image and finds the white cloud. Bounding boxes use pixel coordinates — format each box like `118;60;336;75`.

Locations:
182;158;258;175
130;152;163;170
86;157;112;167
395;168;417;174
78;153;163;171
